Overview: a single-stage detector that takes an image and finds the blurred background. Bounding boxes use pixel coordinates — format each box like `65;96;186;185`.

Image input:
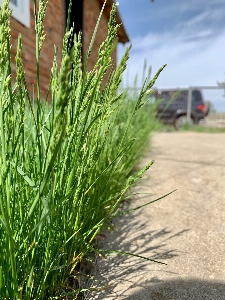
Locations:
117;0;225;113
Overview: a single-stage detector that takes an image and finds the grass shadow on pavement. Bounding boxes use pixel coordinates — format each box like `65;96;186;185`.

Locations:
84;201;190;299
121;278;225;300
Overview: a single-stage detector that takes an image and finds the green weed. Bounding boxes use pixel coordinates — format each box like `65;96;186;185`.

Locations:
0;0;165;298
182;124;225;133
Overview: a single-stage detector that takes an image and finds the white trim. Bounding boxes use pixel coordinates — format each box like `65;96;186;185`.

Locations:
0;0;30;28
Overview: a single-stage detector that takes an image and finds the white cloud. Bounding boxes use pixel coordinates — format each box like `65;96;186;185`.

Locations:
119;26;225;85
183;11;209;27
116;0;225;111
118;28;225;111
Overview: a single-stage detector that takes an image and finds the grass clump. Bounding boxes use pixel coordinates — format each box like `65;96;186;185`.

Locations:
158;123;225;133
181;124;225;133
0;0;165;298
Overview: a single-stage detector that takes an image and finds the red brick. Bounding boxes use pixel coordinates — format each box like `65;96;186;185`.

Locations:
9;0;119;98
10;0;63;98
83;0;117;86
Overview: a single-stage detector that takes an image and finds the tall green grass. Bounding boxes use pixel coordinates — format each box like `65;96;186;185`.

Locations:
0;0;165;298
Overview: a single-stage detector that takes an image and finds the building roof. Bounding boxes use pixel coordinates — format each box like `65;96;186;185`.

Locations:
98;0;129;43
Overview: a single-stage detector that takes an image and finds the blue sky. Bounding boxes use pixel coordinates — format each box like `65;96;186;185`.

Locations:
116;0;225;111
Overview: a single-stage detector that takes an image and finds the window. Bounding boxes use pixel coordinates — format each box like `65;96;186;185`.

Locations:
65;0;83;53
192;90;202;103
158;90;188;105
0;0;30;27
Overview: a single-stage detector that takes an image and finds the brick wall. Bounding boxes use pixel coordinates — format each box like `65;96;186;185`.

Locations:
9;0;118;98
83;0;117;78
10;0;64;98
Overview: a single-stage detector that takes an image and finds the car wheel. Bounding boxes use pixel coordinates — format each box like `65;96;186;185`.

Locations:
174;115;193;130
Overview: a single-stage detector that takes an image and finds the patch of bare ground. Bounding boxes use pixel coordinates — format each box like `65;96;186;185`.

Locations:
85;132;225;300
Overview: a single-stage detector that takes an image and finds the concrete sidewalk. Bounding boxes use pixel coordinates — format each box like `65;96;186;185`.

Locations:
86;132;225;300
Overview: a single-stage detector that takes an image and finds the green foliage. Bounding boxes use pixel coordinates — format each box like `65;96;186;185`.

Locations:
0;0;164;298
182;125;225;133
209;101;217;114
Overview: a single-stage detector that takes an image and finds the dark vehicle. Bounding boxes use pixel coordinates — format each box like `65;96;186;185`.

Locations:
154;89;206;130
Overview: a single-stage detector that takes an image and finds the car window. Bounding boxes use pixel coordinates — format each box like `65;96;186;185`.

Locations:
158;90;187;104
176;96;186;103
175;91;187;103
149;94;156;104
157;90;203;104
192;90;203;103
159;93;171;102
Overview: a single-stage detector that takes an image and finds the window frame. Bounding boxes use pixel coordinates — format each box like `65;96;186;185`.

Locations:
0;0;30;28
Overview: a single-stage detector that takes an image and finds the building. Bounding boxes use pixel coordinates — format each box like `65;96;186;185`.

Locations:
2;0;129;97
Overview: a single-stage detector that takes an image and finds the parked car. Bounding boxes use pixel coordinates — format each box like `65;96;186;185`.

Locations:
154;88;206;130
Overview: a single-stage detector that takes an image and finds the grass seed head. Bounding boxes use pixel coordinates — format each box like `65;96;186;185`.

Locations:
37;0;48;52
